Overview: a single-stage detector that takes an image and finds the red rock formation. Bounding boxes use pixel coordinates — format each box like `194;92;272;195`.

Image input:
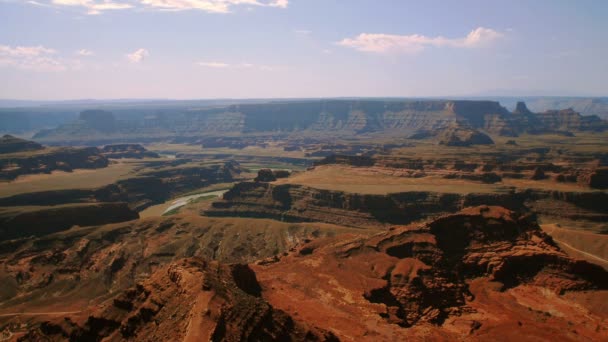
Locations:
7;206;608;341
252;206;608;340
19;258;337;341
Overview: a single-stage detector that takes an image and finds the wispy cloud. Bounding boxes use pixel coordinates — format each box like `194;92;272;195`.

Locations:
198;61;230;68
197;61;282;70
76;48;94;56
26;0;288;15
141;0;287;13
51;0;133;15
338;27;504;54
0;44;68;71
126;48;149;63
294;29;311;35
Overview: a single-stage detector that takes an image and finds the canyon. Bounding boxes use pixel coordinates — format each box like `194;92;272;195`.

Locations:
0;99;606;341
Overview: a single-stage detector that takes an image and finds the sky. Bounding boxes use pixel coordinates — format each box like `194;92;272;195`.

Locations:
0;0;607;100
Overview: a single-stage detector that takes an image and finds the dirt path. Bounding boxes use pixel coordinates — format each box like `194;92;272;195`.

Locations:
541;224;608;267
551;237;608;265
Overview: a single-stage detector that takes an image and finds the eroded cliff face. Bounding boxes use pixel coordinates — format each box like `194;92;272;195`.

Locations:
316;153;608;190
0;135;43;154
0;215;361;337
0;162;241;211
11;207;608;341
32;100;608;143
0;146;108;180
0;203;138;240
206;182;530;228
19;258;337;342
251;206;608;340
205;180;608;229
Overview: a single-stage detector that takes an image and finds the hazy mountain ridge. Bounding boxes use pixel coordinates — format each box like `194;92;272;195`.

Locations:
29;100;608;144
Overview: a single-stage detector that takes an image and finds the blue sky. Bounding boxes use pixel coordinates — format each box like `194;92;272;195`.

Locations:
0;0;607;99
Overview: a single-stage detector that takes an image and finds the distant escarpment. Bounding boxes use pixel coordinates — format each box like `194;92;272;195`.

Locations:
0;142;108;180
101;144;160;159
32;100;608;143
206;181;608;228
0;161;241;211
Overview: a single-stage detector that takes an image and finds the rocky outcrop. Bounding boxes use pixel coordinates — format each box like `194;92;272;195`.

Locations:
0;203;138;240
101;144;160;159
254;169;289;182
3;207;607;341
0;146;108;180
251;206;608;340
19;258;337;341
513;101;533;115
577;167;608;189
438;125;495;146
0;135;43;154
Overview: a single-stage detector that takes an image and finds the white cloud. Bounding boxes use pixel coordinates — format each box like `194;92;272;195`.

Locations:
76;48;94;56
51;0;133;15
338;27;504;54
0;44;68;71
462;27;503;47
29;0;288;14
126;48;149;63
0;45;56;57
140;0;287;13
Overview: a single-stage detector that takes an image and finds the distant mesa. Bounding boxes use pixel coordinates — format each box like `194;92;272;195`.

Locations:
28;99;608;145
438;125;495;147
79;110;116;132
0;134;44;154
409;124;495;147
0;136;109;180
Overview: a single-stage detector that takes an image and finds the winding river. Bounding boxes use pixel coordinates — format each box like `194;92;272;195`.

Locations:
162;190;228;215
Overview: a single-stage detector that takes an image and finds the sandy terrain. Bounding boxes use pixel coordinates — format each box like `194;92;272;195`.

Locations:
0;162;138;197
